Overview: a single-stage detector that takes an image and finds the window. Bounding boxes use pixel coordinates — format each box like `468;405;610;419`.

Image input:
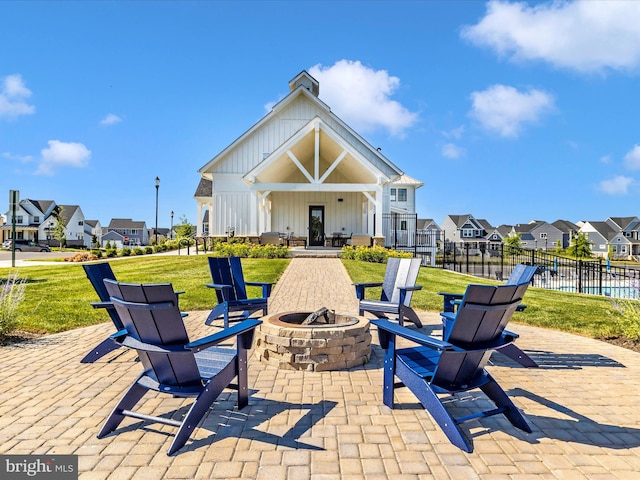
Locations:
540;232;547;239
16;216;23;224
131;229;139;235
398;188;407;202
390;188;396;202
34;216;40;223
78;221;83;226
400;220;407;231
462;229;474;238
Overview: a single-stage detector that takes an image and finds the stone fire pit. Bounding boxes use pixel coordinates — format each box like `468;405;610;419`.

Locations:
254;309;371;371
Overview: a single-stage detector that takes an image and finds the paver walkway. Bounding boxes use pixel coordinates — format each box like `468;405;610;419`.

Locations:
1;257;640;479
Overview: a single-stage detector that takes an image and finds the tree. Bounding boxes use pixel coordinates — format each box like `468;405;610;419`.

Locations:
174;215;195;246
504;233;523;255
51;206;67;250
567;232;593;259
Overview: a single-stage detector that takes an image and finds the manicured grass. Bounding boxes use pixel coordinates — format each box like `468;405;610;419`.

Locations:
0;255;623;342
1;256;289;334
341;260;620;340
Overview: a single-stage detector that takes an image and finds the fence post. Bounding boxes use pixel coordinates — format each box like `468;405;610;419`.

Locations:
578;259;583;293
598;257;603;296
465;243;470;274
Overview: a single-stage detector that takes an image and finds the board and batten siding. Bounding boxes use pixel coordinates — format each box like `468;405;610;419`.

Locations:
213;192;253;237
270;191;365;238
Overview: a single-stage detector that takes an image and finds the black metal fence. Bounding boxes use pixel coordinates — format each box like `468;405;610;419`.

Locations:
378;213;438;266
437;242;640;299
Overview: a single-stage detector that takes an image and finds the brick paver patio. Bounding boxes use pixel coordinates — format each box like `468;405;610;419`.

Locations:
1;257;639;479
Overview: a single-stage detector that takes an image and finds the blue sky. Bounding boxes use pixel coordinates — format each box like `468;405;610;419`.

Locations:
2;1;640;229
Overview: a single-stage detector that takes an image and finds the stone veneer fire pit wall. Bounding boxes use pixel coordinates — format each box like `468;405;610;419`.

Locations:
254;310;371;371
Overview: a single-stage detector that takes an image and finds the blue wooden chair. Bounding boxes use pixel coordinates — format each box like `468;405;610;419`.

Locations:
206;256;274;328
438;264;537;314
81;262;184;363
439;264;539;368
98;279;261;455
81;263;124;363
354;257;423;328
373;283;532;453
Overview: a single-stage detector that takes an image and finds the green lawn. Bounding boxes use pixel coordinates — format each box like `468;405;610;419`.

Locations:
342;260;621;340
1;256;289;334
0;255;625;341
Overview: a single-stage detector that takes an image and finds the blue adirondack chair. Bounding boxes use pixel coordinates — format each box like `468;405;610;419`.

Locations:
81;263;124;363
373;282;532;453
206;256;274;328
98;279;261;455
439;264;539;368
81;262;184;363
438;263;537;314
354;257;423;328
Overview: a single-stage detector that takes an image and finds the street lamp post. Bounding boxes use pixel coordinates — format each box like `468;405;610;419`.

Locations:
170;211;174;240
155;177;160;245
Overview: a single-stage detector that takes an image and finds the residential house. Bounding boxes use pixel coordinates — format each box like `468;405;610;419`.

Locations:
45;205;88;248
105;219;149;247
440;214;489;254
84;220;102;249
195;71;423;246
578;221;618;258
2;199;56;244
552;219;580;249
512;221;563;252
485;224;511;256
605;217;640;258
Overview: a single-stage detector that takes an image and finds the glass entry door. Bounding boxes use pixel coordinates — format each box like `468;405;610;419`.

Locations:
309;206;325;246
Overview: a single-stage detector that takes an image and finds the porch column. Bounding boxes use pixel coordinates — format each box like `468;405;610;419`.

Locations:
207;203;213;237
196;202;203;236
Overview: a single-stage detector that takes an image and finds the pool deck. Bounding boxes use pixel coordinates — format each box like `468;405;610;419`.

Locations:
1;257;640;479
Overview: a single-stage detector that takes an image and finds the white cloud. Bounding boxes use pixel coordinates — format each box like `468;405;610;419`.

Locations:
462;1;640;73
599;175;633;195
624;144;640;170
442;143;466;159
2;151;32;163
469;84;554;137
0;74;35;119
600;155;612;164
37;140;91;175
308;60;418;137
100;113;122;125
442;125;465;140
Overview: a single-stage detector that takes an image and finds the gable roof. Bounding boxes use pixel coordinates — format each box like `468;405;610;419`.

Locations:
607;216;638;230
108;218;147;229
582;221;618;240
552;219;579;233
198;71;404;180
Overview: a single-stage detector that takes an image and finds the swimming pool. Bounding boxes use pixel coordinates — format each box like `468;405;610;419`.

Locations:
556;285;640;298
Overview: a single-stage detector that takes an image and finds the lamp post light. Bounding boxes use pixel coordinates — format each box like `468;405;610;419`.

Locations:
155;177;160;245
170;211;174;240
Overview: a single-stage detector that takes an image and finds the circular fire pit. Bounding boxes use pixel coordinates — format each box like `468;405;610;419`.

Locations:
255;310;371;371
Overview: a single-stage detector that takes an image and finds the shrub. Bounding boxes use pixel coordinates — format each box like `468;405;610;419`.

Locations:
122;248;131;257
144;246;153;254
0;272;26;338
105;241;112;249
106;248;117;257
133;247;144;256
340;245;413;263
91;249;103;258
213;241;289;258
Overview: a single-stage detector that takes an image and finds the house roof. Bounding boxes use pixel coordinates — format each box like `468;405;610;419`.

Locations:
51;205;80;227
108;218;147;229
552;219;579;233
607;216;638;230
194;178;212;197
392;174;424;187
198;71;404;180
446;215;481;229
583;221;618;240
84;220;99;228
417;218;439;230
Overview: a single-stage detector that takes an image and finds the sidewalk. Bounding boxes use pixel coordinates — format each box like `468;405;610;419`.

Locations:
1;257;639;479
